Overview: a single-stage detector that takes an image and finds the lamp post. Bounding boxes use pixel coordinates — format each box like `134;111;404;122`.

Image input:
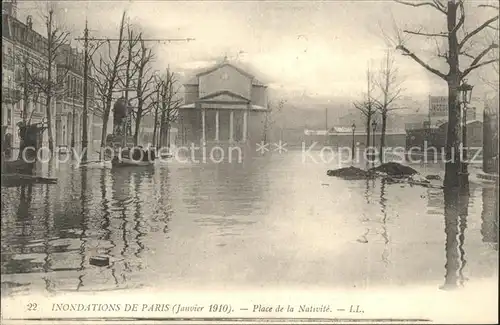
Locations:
351;122;356;161
457;81;474;176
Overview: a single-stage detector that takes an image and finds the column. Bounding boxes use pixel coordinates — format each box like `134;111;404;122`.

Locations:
243;110;248;142
215;110;219;142
229;110;234;142
201;108;206;145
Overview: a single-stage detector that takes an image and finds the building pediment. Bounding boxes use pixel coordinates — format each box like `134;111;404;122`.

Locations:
199;90;250;103
199;64;252;100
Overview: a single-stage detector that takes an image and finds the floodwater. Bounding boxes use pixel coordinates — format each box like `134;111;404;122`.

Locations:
1;150;498;295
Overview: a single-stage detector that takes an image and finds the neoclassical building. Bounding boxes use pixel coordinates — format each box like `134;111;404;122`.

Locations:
178;59;268;146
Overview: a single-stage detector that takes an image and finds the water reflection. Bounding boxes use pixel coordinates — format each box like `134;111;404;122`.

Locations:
99;168;119;287
76;168;89;291
5;185;34;274
441;186;469;290
132;172;146;260
1;153;499;294
379;178;390;265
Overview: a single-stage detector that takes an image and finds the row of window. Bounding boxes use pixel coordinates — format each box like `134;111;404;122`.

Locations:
65;74;95;99
11;22;48;56
3;99;48;115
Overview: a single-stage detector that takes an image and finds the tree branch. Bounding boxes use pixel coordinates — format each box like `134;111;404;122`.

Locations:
478;4;499;10
462;43;499;77
459;15;499;50
463;58;499;77
394;0;447;14
403;29;447;37
396;44;447;80
452;1;465;33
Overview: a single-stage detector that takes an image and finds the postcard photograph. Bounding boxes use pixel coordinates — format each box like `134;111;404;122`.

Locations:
1;0;499;324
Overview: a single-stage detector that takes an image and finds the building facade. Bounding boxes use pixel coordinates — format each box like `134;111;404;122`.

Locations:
2;7;56;153
406;120;483;157
428;95;482;127
483;92;499;174
2;2;104;157
55;44;103;153
178;59;268;147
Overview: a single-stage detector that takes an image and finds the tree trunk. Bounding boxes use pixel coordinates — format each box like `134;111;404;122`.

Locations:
18;64;30;160
152;104;158;148
99;109;109;160
444;1;465;189
165;120;170;148
45;12;54;155
444;81;463;188
133;107;143;146
159;104;166;148
365;114;371;149
45;95;54;154
82;24;89;163
379;111;387;163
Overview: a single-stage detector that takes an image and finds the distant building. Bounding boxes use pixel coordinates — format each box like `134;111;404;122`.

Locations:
405;122;425;130
428;95;481;127
406;120;483;155
327;127;406;148
178;58;268;146
483;92;499;174
302;127;407;148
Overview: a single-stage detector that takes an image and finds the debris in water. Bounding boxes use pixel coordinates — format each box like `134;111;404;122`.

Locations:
327;166;374;180
425;174;442;181
369;162;418;177
90;256;110;267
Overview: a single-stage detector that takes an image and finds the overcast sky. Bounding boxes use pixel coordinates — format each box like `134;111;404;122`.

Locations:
17;0;498;101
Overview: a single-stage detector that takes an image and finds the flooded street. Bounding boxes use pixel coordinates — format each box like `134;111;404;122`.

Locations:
1;150;498;295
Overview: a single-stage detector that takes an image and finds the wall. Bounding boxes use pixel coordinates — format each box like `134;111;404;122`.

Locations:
184;84;199;104
251;85;267;107
199;64;252;100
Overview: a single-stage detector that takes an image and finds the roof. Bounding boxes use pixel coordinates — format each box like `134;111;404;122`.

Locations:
183;59;266;87
2;13;49;57
179;103;196;109
304;128;407;136
332;126;353;133
438;119;482;127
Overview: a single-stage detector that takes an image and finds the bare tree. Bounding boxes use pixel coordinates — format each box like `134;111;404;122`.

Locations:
151;77;161;147
480;17;499;91
119;23;141;141
156;69;182;148
373;50;405;162
354;66;378;149
389;0;499;187
30;5;71;154
2;53;42;159
89;11;127;159
9;54;42;124
263;99;285;143
131;38;157;145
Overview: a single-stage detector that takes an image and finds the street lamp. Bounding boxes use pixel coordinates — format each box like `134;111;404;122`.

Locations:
457;81;474;175
458;81;474;105
351;122;356;161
